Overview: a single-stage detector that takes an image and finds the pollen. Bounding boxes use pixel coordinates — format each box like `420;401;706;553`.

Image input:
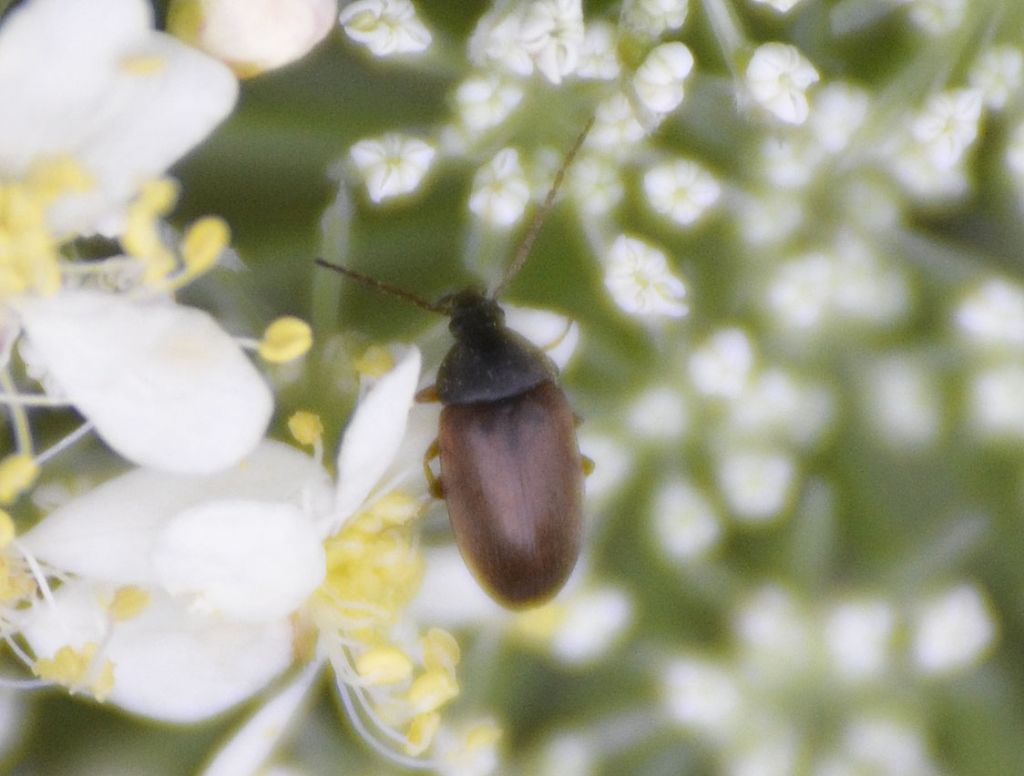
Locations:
354;344;395;378
121;178;180;284
119;53;167;75
356;645;414;684
421;627;460;675
406;668;459;714
0;454;39;504
33;643;116;702
259;317;313;363
109;586;151;621
367;491;423;528
0;556;35;604
405;711;441;755
288;411;324;447
181;216;230;279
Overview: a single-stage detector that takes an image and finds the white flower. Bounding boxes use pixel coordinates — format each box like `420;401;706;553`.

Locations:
1007;120;1024;184
824;599;896;682
339;0;432;57
626;385;689;441
453;74;525;136
745;43;820;125
910;88;983;169
349;133;436;202
766;252;836;330
633;42;695;115
716;447;796;522
620;0;689;37
863;356;942;449
728;369;834;448
808;82;871;153
907;0;965;36
643;158;721;225
912;584;996;675
576;21;620;80
664;657;743;735
0;0;237;235
733;586;813;672
824;716;939;776
468;148;531;228
590;93;647;149
14;289;273;474
519;0;585;84
968;46;1023;110
569;154;625;216
651;479;721;561
543;587;634;665
688;328;754;399
603;235;688;318
168;0;336;75
968;364;1024;439
954;279;1024;349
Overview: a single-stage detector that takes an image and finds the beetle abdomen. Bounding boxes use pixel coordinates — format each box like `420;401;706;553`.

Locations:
438;380;584;608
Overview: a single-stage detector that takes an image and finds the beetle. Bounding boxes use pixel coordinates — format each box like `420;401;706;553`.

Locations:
316;119;593;608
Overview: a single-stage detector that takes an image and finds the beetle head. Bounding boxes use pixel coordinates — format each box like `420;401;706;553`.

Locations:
441;287;505;343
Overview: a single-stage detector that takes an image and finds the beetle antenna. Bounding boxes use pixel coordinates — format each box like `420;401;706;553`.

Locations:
314;258;447;314
492;116;595;299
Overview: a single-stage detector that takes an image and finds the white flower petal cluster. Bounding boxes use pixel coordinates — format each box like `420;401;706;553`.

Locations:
745;42;820;125
643;158;721;225
350;133;437;203
633;42;695;115
0;0;236;234
453;74;526;136
339;0;433;57
620;0;689;37
169;0;336;75
910;88;983;169
603;235;688;319
469;148;531;228
968;46;1023;110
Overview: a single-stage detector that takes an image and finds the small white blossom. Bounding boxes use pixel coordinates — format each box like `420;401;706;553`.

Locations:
968;46;1023;110
825;716;939;776
577;431;633;503
453;74;524;136
569;154;625;215
1006;121;1024;185
954;279;1024;349
740;195;804;245
750;0;805;12
590;93;647;149
644;158;721;226
627;385;689;441
912;584;996;675
169;0;335;74
760;137;822;188
621;0;689;37
633;42;695;115
729;370;834;448
809;82;871;153
548;586;634;664
468;6;533;76
716;447;796;523
824;599;896;682
766;252;837;330
603;235;688;318
576;21;620;80
910;88;983;169
520;0;585;84
349;133;436;203
688;328;755;399
664;657;743;735
339;0;432;57
652;479;722;561
864;357;942;449
907;0;966;36
968;364;1024;439
746;43;820;125
734;586;813;673
468;148;531;228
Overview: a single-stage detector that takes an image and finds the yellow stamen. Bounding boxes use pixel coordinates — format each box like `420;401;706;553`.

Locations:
120;54;166;75
405;712;441;756
121;179;180;284
367;491;423;528
355;646;414;685
354;345;394;378
109;586;150;621
288;411;324;447
180;216;229;279
407;669;459;714
421;628;460;676
259;317;313;363
0;454;38;504
0;557;35;604
33;643;115;701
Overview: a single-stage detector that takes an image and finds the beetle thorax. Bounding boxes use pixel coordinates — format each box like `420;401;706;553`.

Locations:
445;288;505;345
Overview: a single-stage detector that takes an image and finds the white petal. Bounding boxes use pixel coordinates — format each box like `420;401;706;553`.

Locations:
22;441;325;586
154;501;325;622
201;661;323;776
0;0;237;234
409;546;506;626
21;583;293;722
503;305;580;371
335;347;421;521
16;290;273;473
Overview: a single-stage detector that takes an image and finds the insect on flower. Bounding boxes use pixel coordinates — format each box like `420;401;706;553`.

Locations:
316;118;594;608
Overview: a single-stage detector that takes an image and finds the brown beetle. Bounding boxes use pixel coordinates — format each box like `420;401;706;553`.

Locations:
317;119;592;608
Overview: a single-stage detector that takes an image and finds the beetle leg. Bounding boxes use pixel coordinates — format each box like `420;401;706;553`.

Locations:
415;384;439;403
582;455;595;476
423;439;445;499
